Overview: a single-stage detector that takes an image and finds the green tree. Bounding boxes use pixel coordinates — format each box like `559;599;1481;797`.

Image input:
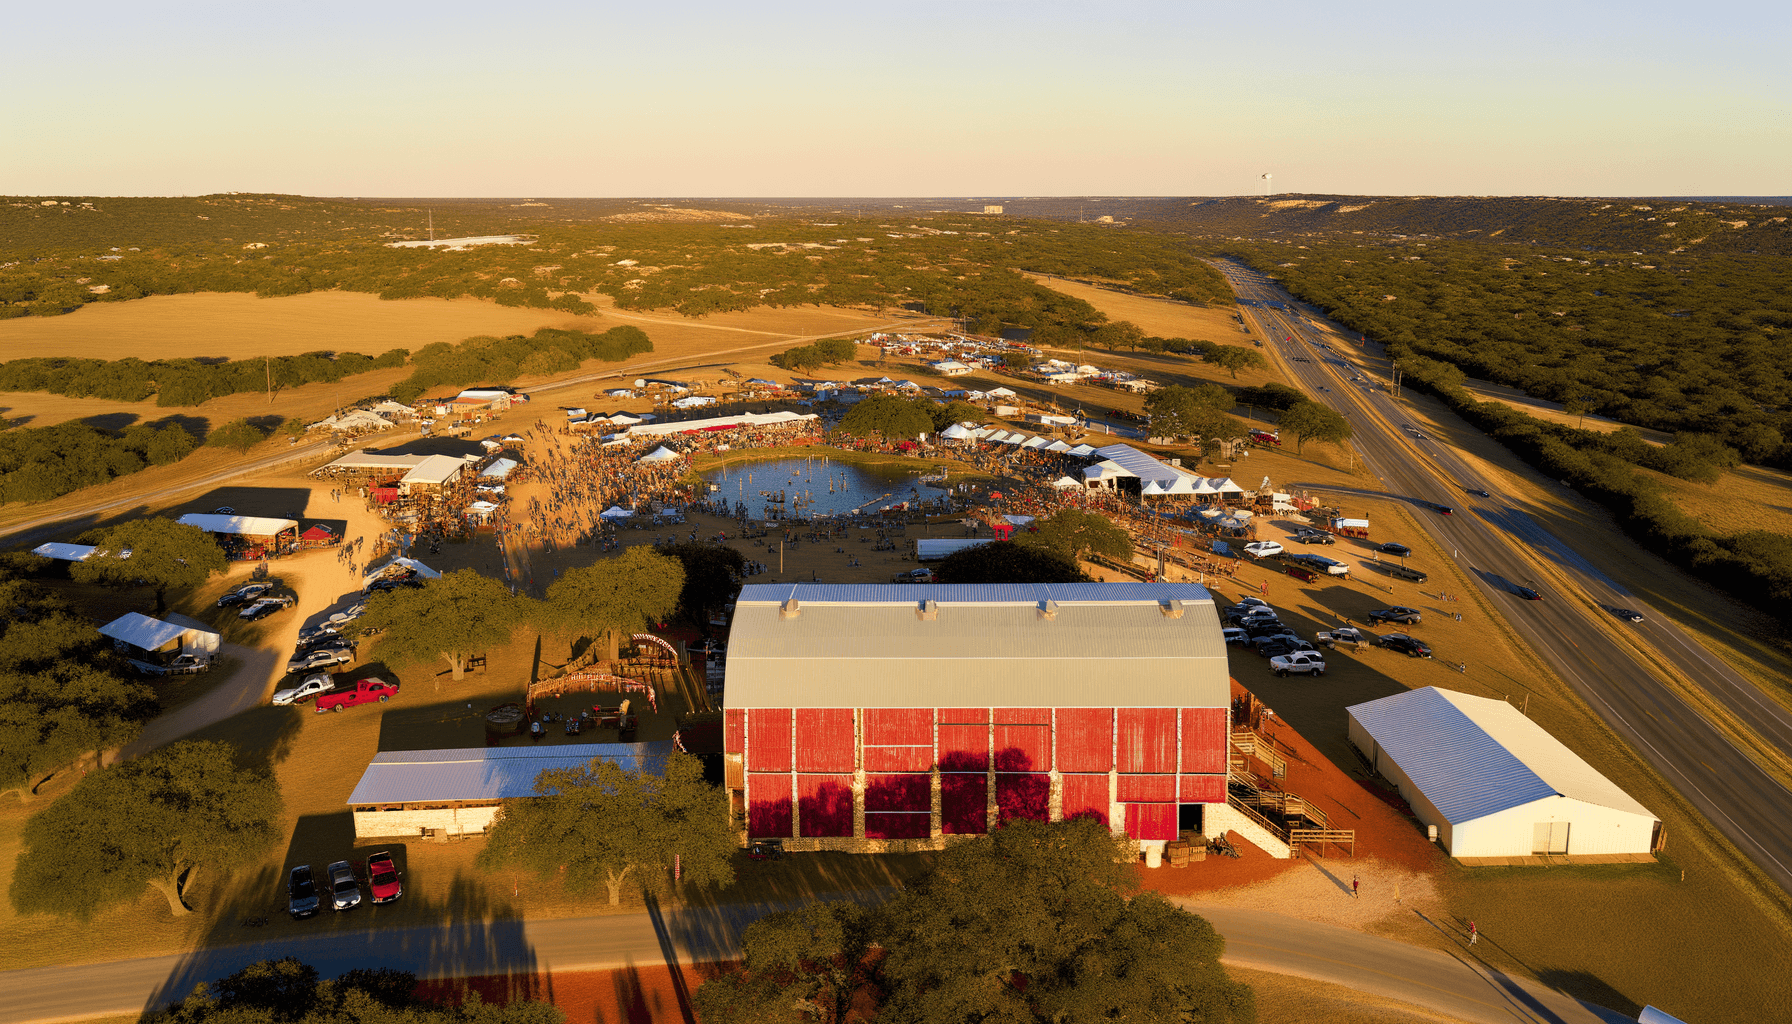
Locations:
478;750;734;906
659;542;745;623
813;337;857;364
542;545;684;661
836;394;936;439
155;957;565;1024
279;417;308;439
935;541;1091;584
205;418;267;452
9;740;282;919
1001;351;1031;371
1145;385;1239;442
1279;400;1353;455
930;400;986;432
70;517;227;614
695;901;875;1024
351;569;526;683
1092;320;1143;352
1021;509;1134;562
1562;398;1589;429
1207;344;1266;379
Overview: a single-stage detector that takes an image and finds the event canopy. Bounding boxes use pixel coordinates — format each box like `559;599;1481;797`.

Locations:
1067;444;1097;457
177;513;299;539
300;525;335;541
1021;436;1049;449
464;501;501;515
31;542;99;561
1051;476;1082;490
363;556;441;587
940;423;975;440
600;505;636;519
479;458;519;479
1044;439;1073;453
625;410;815;438
636;446;681;464
671;396;718;410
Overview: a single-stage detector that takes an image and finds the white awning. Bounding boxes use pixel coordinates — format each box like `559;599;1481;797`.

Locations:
600;505;636;519
636;446;682;464
465;501;501;515
1051;476;1082;489
363;556;442;587
31;542;99;561
1045;440;1072;452
176;513;299;538
479;458;519;479
99;612;220;654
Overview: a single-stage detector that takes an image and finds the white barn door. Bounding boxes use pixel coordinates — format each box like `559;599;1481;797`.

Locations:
1531;821;1570;855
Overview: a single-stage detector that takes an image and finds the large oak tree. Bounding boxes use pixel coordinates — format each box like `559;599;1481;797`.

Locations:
352;569;529;683
70;517;227;615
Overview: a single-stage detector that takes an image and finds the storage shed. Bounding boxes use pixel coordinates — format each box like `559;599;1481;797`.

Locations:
98;612;220;674
1347;687;1661;858
346;741;673;839
722;582;1231;856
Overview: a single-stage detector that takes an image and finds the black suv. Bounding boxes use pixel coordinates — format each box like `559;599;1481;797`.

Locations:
1378;633;1432;658
1368;606;1423;625
1256;638;1317;658
1294;530;1335;545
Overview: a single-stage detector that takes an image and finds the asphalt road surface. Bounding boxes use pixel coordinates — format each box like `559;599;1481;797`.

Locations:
1213;259;1792;899
0;899;1630;1024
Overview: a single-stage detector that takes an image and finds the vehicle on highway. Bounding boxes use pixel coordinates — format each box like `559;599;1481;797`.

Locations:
316;677;399;712
327;860;361;912
892;568;935;583
1292;528;1334;545
1610;607;1645;623
239;595;296;620
1243;541;1284;559
1378;633;1433;658
1367;606;1423;625
1269;651;1326;677
217;583;273;608
1467;488;1491;498
272;673;338;706
1428;503;1455;515
1377;542;1412;557
1515;586;1544;601
287;646;354;674
288;864;319;919
365;851;403;904
1257;638;1318;659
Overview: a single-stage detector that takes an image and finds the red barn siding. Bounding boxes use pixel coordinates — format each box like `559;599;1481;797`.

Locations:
746;709;792;772
1125;802;1179;842
1116;708;1177;774
1180;708;1228;773
940;772;988;834
938;709;990;772
996;774;1050;823
724;709;745;755
1179;774;1226;803
794;709;855;772
1061;774;1111;823
863;708;934;772
864;773;931;812
865;812;930;840
1116;774;1177;803
1056;708;1114;773
993;707;1052;773
747;774;792;838
797;774;854;837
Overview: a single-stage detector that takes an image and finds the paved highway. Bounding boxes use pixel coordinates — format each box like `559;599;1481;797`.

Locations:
0;898;1630;1024
1212;259;1792;900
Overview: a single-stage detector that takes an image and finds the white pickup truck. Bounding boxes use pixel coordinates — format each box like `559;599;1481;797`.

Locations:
1269;651;1327;677
1315;627;1369;649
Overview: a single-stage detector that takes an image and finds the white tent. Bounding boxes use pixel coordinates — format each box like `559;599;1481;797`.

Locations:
1067;443;1097;457
1021;436;1050;449
1050;476;1082;490
371;400;415;419
479;458;519;479
99;612;221;656
399;455;468;489
1002;433;1028;445
177;513;299;539
608;413;648;425
363;556;442;588
941;423;975;440
987;387;1018;398
329;409;395;433
636;446;682;464
672;396;718;409
31;542;99;561
1141;480;1169;496
464;500;501;516
1044;439;1073;453
600;505;636;520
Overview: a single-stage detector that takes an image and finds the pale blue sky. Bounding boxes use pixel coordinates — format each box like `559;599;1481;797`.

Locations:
3;1;1785;197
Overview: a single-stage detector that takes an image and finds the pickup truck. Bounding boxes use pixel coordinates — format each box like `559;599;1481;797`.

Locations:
1269;651;1326;677
1316;627;1369;649
315;677;399;713
273;673;338;706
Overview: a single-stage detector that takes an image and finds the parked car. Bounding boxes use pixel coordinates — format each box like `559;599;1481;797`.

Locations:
1257;638;1318;659
288;864;319;919
1377;543;1412;557
297;624;339;646
1221;627;1249;646
239;595;295;621
1316;626;1369;648
365;851;403;905
272;673;338;706
1370;561;1430;583
1245;622;1294;641
218;583;272;608
1367;606;1423;626
1269;651;1327;677
892;568;935;583
287;646;354;675
1243;541;1284;559
327;860;361;911
1293;529;1335;545
1378;633;1433;658
316;677;399;712
214;506;235;515
1515;586;1544;601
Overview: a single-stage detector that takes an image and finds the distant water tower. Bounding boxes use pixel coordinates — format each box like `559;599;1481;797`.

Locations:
1261;172;1274;196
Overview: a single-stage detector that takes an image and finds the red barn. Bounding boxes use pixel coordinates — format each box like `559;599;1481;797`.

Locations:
722;583;1231;860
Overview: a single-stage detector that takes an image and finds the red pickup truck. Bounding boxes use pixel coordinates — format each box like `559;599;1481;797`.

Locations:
315;677;399;713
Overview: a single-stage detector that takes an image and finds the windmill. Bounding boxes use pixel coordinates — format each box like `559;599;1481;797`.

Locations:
1261;172;1274;196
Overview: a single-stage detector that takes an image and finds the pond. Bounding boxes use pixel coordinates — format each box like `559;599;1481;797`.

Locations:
698;455;945;520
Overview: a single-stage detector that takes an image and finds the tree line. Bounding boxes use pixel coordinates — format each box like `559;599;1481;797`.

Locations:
389;325;651;404
0;349;410;407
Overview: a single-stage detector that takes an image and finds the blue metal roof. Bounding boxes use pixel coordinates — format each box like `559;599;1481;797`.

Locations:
346;741;673;806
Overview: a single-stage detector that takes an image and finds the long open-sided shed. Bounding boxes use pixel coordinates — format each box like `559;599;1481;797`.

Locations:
1348;687;1661;858
722;582;1230;855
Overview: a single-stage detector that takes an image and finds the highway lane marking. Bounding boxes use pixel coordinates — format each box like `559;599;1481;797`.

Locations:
1222;939;1559;1022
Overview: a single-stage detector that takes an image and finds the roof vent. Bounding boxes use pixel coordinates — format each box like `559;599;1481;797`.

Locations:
779;598;801;620
1037;598;1058;621
916;599;938;621
1160;599;1185;619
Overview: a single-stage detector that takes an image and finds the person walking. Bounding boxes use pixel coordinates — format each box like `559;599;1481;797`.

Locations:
1468;920;1478;945
1351;874;1360;899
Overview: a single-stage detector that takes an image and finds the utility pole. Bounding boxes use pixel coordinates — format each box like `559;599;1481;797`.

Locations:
266;355;273;405
1391;365;1403;402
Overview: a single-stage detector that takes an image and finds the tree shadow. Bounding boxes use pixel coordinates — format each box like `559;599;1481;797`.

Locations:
84;411;142;431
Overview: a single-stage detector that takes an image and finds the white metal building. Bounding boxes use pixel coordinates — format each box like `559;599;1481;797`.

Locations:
98;612;220;673
1347;687;1661;858
346;741;673;839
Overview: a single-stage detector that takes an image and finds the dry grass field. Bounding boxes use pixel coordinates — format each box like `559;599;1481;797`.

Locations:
1647;460;1792;537
1021;273;1245;343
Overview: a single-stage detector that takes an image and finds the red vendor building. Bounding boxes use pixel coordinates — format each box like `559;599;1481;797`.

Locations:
721;582;1232;860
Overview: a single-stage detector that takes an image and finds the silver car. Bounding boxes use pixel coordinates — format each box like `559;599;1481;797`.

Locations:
287;647;353;675
327;860;361;911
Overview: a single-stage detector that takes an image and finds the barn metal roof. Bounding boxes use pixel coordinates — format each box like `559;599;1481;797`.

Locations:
347;741;674;806
723;582;1228;709
1347;687;1655;824
98;612;218;653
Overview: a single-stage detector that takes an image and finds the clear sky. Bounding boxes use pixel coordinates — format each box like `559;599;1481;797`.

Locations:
4;0;1786;198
